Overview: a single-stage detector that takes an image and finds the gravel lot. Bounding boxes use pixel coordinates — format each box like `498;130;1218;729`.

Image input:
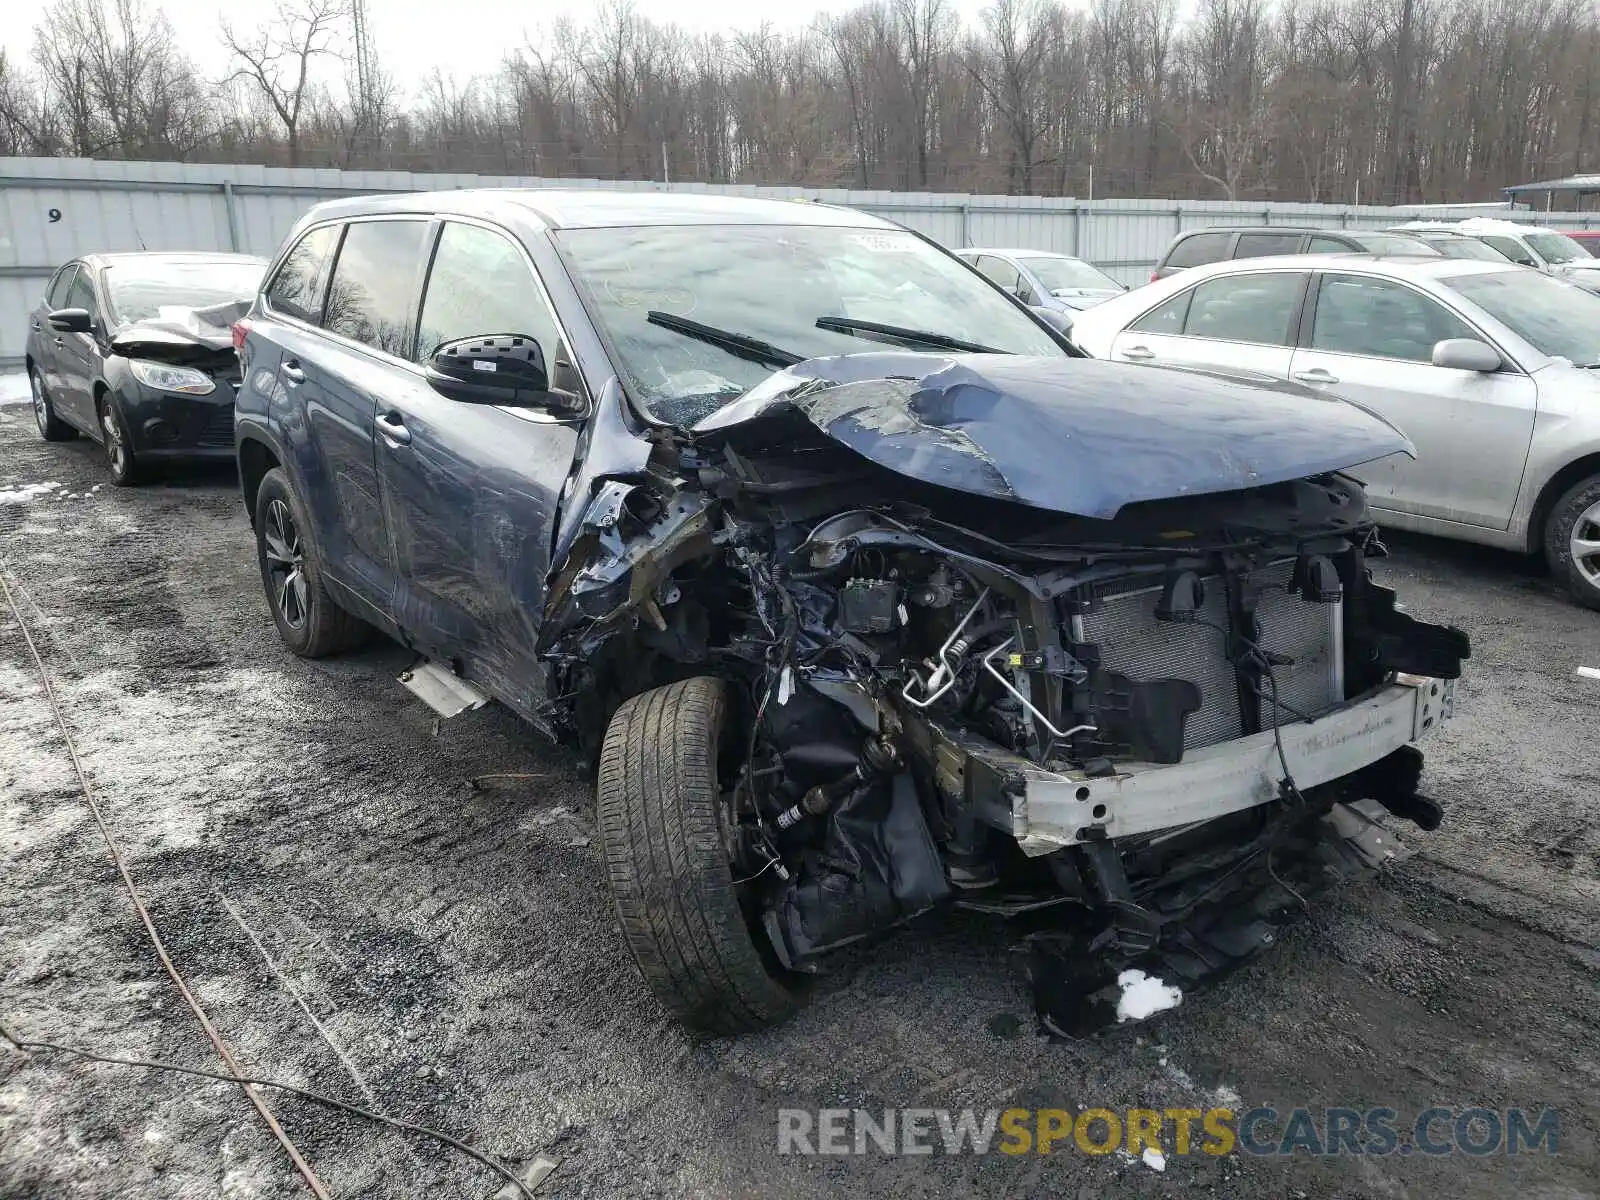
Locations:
1;387;1597;1199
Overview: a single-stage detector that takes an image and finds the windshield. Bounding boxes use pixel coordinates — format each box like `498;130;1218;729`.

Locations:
1350;232;1441;255
555;224;1064;424
1524;231;1589;265
1448;269;1600;364
105;260;264;324
1422;236;1510;262
1017;255;1121;293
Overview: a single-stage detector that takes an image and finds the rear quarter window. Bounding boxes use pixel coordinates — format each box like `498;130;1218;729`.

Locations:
1164;232;1231;270
266;224;342;323
1234;232;1302;258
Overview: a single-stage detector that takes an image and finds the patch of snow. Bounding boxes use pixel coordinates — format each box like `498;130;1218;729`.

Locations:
0;372;30;407
1142;1147;1167;1172
0;481;62;505
1213;1084;1243;1108
1116;969;1183;1022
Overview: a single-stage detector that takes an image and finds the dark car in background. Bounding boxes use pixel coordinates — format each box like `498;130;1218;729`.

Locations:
1151;226;1441;280
1567;229;1600;257
231;190;1464;1038
25;252;266;485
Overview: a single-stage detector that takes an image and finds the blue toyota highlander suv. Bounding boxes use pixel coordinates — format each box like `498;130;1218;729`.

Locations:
233;190;1465;1037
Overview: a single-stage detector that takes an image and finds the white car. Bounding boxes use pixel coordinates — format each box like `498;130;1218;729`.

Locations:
1396;218;1600;290
1069;253;1600;608
956;247;1127;312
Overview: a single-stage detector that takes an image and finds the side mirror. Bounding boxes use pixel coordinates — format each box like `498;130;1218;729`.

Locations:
424;334;583;414
48;307;93;334
1030;306;1075;338
1431;338;1500;373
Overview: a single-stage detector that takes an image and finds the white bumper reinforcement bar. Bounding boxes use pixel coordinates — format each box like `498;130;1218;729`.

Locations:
1009;676;1455;853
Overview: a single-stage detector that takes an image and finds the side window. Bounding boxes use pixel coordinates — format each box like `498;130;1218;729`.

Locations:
1130;289;1193;334
1480;235;1537;267
323;219;431;358
266;224;341;323
47;265;78;309
1181;272;1306;345
1309;274;1476;363
66;270;99;321
1164;232;1230;269
975;255;1022;291
1307;236;1352;254
415;222;571;392
1234;232;1302;259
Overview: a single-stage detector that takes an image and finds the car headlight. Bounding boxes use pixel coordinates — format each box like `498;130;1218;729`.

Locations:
128;360;217;395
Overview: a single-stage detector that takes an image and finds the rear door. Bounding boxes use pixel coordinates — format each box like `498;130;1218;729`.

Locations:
1287;271;1536;529
1108;269;1308;378
374;218;587;708
262;218;426;619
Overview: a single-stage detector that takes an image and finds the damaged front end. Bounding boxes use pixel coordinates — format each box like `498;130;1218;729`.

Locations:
542;355;1469;1036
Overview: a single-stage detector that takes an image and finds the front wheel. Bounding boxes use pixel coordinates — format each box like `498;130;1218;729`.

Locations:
253;468;369;657
1543;473;1600;611
596;677;801;1035
98;393;142;486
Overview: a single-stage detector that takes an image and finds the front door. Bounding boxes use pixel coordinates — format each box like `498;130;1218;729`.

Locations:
56;267;104;429
374;220;586;712
1109;269;1309;380
1288;271;1537;529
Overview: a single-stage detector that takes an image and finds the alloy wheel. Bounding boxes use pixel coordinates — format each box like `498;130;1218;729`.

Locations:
101;405;127;475
1572;498;1600;590
30;371;48;436
263;498;309;630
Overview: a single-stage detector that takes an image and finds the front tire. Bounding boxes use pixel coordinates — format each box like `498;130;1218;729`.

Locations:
1544;473;1600;611
31;368;74;442
596;677;801;1035
98;393;142;486
253;467;368;657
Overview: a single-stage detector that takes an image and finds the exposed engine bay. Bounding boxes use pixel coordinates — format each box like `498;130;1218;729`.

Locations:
536;355;1471;1034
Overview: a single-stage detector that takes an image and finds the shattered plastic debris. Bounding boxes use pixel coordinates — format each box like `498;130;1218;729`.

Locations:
1142;1146;1167;1171
1115;969;1183;1022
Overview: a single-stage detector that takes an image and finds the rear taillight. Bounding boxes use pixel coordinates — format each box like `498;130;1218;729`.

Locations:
1150;271;1161;282
231;318;251;351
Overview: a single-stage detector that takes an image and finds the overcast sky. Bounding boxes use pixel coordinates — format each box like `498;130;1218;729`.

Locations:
2;0;1006;99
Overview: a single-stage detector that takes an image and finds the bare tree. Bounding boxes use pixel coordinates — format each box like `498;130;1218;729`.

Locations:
221;0;348;166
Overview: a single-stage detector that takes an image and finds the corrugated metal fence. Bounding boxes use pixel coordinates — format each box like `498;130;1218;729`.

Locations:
3;156;1595;366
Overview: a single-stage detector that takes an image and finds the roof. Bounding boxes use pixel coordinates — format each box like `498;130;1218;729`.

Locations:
958;247;1085;260
85;251;266;267
298;188;896;231
1504;174;1600;195
1144;252;1513;283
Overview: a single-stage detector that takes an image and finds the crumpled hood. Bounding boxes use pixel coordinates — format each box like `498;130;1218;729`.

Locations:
108;299;248;356
694;353;1413;520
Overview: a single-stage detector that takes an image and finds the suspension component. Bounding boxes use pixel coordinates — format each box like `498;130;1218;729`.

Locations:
775;736;901;830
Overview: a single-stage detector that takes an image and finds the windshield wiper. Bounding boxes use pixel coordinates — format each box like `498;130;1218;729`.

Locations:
815;316;1004;355
646;310;803;369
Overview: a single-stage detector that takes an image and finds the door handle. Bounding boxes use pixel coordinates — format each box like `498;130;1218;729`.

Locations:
53;336;64;348
378;410;412;447
1122;345;1155;360
280;361;305;385
1292;368;1339;384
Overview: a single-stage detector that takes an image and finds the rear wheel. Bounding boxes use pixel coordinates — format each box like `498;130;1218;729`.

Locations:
1543;473;1600;611
30;368;74;442
596;676;801;1035
253;468;368;657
